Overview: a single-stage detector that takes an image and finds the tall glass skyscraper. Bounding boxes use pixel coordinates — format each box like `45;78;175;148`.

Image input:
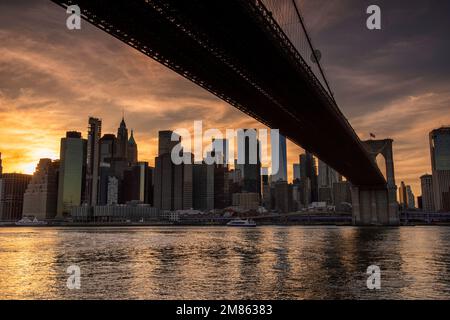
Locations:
271;134;287;182
57;131;87;217
430;127;450;211
85;117;102;206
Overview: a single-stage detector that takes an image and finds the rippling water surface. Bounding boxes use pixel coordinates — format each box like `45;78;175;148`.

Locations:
0;226;449;299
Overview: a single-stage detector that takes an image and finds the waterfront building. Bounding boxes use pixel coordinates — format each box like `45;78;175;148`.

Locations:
71;203;160;223
22;159;59;220
0;173;32;221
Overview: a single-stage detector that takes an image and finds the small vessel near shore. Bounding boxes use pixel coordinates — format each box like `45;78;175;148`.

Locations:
226;219;256;227
15;217;48;226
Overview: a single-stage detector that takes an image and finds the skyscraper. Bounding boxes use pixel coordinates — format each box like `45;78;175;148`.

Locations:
57;131;87;218
271;134;287;182
274;180;293;213
0;173;32;221
85;117;101;206
333;181;352;212
0;152;3;176
158;130;179;156
300;151;318;203
127;130;138;165
318;159;341;188
116;117;129;159
399;181;407;209
154;131;192;210
420;174;435;212
318;159;341;204
406;185;415;209
430;127;450;211
22;159;59;220
211;138;229;165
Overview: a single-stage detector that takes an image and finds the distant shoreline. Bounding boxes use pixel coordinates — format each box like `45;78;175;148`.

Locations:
1;222;450;228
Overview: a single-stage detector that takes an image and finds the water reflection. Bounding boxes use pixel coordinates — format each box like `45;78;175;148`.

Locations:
0;226;450;299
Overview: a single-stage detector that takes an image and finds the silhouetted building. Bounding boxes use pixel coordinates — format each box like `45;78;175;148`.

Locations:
399;181;408;209
174;158;193;210
0;152;3;176
318;187;333;204
417;196;423;210
212;138;230;165
127;130;138;165
22;159;59;220
116;117;129;159
420;174;434;212
299;177;312;207
430;127;450;211
274;180;293;213
154;131;192;210
0;173;32;221
318;159;341;187
406;185;415;209
236;129;261;198
71;203;160;223
85;117;102;206
333;181;352;212
193;162;213;211
300;151;318;202
262;174;272;209
293;163;300;181
107;176;119;205
232;193;259;211
99;134;117;163
158;130;179;156
57;131;87;218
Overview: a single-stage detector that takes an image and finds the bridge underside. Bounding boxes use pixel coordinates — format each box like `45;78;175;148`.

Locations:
51;0;398;224
52;0;385;187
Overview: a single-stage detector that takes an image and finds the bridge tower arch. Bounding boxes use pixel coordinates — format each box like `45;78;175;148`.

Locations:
351;139;399;225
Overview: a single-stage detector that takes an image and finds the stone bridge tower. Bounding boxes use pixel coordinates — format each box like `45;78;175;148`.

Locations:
351;139;399;225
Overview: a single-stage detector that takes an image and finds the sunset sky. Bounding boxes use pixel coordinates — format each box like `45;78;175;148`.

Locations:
1;0;449;197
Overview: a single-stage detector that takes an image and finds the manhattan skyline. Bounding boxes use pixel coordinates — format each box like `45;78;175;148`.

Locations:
1;0;450;197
